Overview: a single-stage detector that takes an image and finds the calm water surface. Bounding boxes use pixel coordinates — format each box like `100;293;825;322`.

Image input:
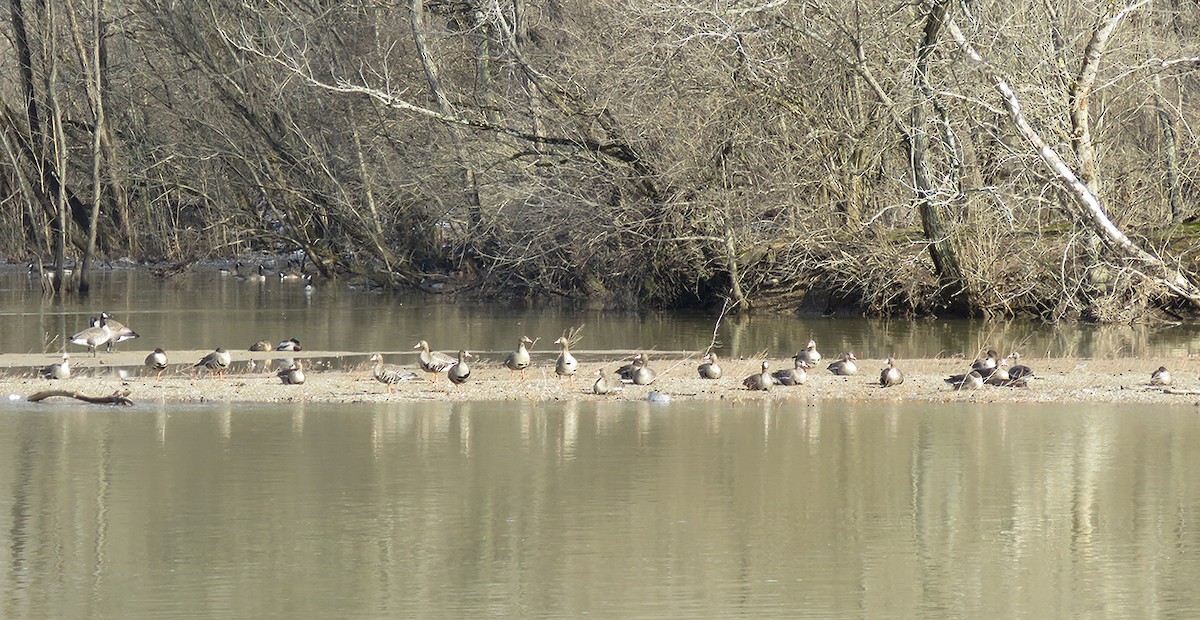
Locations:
0;399;1198;618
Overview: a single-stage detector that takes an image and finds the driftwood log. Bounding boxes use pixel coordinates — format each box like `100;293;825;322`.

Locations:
27;389;134;406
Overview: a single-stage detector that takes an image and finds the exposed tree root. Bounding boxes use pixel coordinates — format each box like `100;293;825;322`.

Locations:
27;389;134;406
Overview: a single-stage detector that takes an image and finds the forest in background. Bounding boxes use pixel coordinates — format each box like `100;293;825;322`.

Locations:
0;0;1198;321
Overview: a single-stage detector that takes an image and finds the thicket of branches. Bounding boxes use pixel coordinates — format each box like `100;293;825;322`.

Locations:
1;0;1198;320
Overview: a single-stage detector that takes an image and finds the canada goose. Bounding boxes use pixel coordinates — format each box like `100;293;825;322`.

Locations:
69;315;112;357
743;361;772;391
879;357;903;387
772;357;808;386
827;352;859;376
414;340;455;381
370;353;417;393
99;312;139;352
447;350;473;385
797;340;821;365
697;353;722;379
41;353;70;380
194;348;232;378
554;336;578;383
504;336;534;380
277;359;306;385
1150;366;1172;386
144;348;168;381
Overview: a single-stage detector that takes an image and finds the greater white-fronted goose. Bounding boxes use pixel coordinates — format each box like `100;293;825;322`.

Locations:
797;340;821;366
249;340;272;352
1150;366;1172;386
370;353;417;393
592;369;620;394
275;338;302;352
145;348;168;381
971;349;1000;375
99;312;139;352
743;361;772;391
554;337;578;383
625;355;656;385
195;348;232;378
879;357;903;387
69;315;112;357
827;352;858;376
772;357;808;386
414;340;455;382
697;353;722;379
504;336;534;380
41;353;70;380
278;360;306;385
946;369;984;390
448;350;473;385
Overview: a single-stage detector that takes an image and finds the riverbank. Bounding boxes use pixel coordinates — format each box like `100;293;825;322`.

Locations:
0;350;1196;406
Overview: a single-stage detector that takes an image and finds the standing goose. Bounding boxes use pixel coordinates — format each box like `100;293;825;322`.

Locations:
447;350;473;385
277;359;306;385
1150;366;1172;386
69;315;113;357
144;348;169;381
946;370;984;390
370;353;417;393
99;312;139;352
879;357;903;387
554;336;578;383
503;336;534;380
275;338;302;352
413;340;455;382
697;353;722;379
1006;352;1035;380
827;352;859;376
797;340;822;366
773;357;808;386
592;369;620;395
195;348;232;378
41;353;70;380
743;361;773;391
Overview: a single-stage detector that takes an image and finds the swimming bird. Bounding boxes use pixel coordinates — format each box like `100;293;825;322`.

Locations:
772;357;808;386
448;350;473;385
99;312;139;352
592;369;621;395
554;336;578;383
797;340;821;366
277;360;306;385
144;348;168;381
194;348;232;378
413;340;455;382
41;353;70;380
69;315;113;357
1006;352;1035;380
697;353;722;379
946;370;984;390
275;338;302;352
827;352;858;376
743;361;773;391
879;357;903;387
503;336;534;380
370;353;417;393
1150;366;1172;386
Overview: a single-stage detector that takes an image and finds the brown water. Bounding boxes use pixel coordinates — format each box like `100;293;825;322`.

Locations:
0;399;1198;618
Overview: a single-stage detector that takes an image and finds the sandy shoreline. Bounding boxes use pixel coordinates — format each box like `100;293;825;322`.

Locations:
1;350;1198;406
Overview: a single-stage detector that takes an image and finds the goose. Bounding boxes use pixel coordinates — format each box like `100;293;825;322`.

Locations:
503;336;534;380
697;353;722;379
946;370;984;390
626;355;656;385
592;369;620;394
249;340;272;352
370;353;417;393
1006;352;1035;380
277;360;306;385
971;349;1000;376
772;357;808;386
615;353;643;382
41;353;70;380
447;350;473;385
69;315;113;357
554;337;578;383
879;357;903;387
1150;366;1172;386
743;361;773;391
413;340;455;382
827;352;858;376
194;348;232;378
99;312;139;352
984;359;1013;386
797;340;821;365
144;348;168;381
275;338;302;352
